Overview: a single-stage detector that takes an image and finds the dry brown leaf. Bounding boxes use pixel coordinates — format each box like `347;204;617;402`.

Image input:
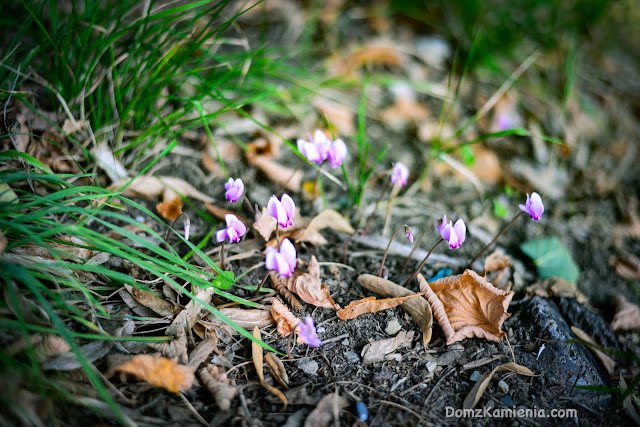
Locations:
571;326;615;375
205;202;252;225
61;119;89;135
149;328;188;364
463;362;535;409
198;365;237;410
524;277;590;308
331;41;403;76
252;327;287;408
270;298;300;338
466;145;502;185
15;236;92;262
265;352;289;388
188;335;218;369
611;294;640;331
166;286;215;337
112;354;195;393
123;284;176;317
14;114;30;152
0;183;18;203
272;256;336;309
34;334;72;361
303;392;348;427
246;152;302;192
361;330;414;364
297;210;355;245
380;83;430;129
357;274;432;347
109;175;214;203
156;196;183;221
610;253;640;280
336;294;422;321
420;270;514;345
217;308;275;329
253;207;278;241
484;249;510;272
271;277;304;312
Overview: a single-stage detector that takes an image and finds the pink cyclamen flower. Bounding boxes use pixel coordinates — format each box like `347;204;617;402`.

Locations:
295;316;322;347
326;138;347;168
297;130;331;164
267;193;295;228
438;215;466;249
216;214;247;243
265;238;297;277
224;178;244;202
519;192;544;220
391;162;409;186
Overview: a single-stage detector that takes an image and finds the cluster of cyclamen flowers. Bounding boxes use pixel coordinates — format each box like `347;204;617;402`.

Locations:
217;175;321;347
297;130;347;168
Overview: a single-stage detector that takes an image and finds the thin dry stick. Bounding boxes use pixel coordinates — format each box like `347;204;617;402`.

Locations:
378;224;410;277
403;239;445;286
178;393;208;426
400;220;437;270
382;182;402;236
342;228;364;263
466;211;524;269
219;241;225;270
252;272;270;297
242;193;256;217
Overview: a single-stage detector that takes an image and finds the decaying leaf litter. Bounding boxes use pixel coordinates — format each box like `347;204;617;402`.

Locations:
1;1;640;426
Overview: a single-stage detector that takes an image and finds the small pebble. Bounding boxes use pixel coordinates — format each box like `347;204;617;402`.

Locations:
460;381;469;387
316;326;325;333
500;396;515;408
470;371;482;381
342;338;350;346
385;318;402;335
344;351;360;364
498;380;509;393
297;359;319;376
426;361;438;373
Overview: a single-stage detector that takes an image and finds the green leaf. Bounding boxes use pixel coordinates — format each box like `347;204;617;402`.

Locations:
213;270;235;290
520;236;580;283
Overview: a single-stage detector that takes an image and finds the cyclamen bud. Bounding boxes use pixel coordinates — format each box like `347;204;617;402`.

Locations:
404;225;414;244
438;215;466;249
391;162;409;187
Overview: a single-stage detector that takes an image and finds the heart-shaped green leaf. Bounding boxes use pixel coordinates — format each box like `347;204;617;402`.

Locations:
520;236;580;283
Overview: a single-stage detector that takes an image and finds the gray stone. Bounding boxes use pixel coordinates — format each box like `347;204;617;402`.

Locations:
344;350;360;364
385;318;402;335
426;361;438;373
470;371;482;381
497;379;509;393
297;359;319;376
500;396;515;408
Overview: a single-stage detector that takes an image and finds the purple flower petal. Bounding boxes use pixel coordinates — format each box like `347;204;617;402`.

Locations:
279;238;297;271
327;138;347;168
216;229;228;242
453;219;466;246
296;316;322;347
391;162;409;186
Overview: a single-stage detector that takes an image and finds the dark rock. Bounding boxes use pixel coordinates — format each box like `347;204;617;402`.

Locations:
555;297;620;352
500;395;515;407
508;296;611;411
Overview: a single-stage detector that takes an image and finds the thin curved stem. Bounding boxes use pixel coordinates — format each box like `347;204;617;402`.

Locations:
219;241;225;270
400;220;437;271
378;224;409;277
466;211;525;269
342;228;364;264
403;239;445;286
364;179;391;234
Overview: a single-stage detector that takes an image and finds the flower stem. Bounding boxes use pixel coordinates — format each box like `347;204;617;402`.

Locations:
466;211;525;269
219;241;225;270
403;239;445;286
275;223;281;248
342;228;364;264
400;220;437;271
364;179;391;234
378;224;409;277
242;193;255;217
252;271;270;297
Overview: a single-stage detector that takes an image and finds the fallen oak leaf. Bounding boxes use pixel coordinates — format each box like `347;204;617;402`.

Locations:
463;362;535;409
271;256;337;309
252;326;288;408
336;294;423;321
357;274;432;347
296;209;355;245
361;330;414;364
112;354;195;393
123;284;177;317
419;270;514;345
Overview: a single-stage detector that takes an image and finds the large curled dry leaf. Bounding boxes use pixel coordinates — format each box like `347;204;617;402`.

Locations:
252;327;287;408
463;362;535;409
358;274;432;347
571;326;615;375
304;392;348;427
198;365;237;410
336;294;422;321
272;256;336;309
112;354;195;393
271;277;303;312
611;294;640;331
361;330;414;364
123;284;176;317
420;270;514;345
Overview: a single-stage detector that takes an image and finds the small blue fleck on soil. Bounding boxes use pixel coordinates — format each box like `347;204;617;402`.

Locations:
500;396;515;407
356;401;368;422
